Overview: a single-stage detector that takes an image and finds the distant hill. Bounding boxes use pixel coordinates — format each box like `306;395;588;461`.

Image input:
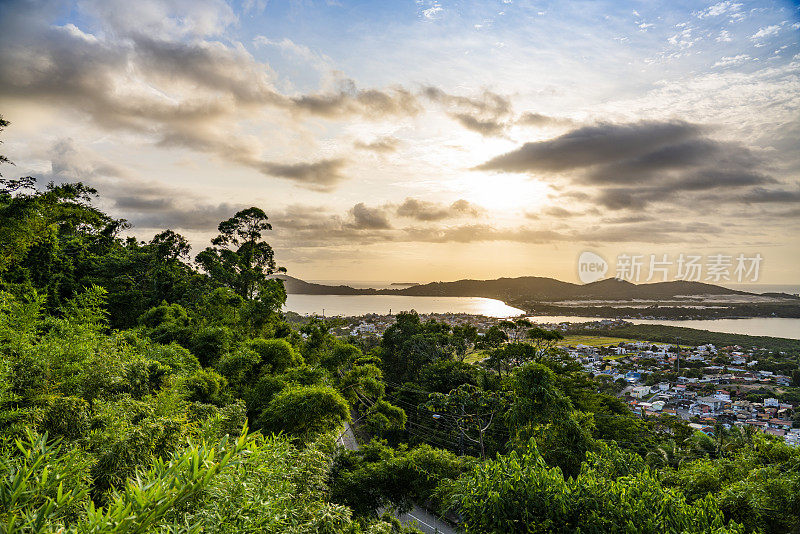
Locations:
275;274;756;301
275;275;372;295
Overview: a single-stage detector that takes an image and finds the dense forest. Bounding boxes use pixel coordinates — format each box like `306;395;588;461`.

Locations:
1;117;799;533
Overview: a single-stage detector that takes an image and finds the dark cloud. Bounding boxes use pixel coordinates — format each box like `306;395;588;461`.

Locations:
259;159;348;191
670;169;775;191
423;86;512;137
349;203;392;229
450;113;506;136
476;121;703;173
585;140;764;185
114;196;174;211
516;112;574;128
396;198;484;221
541;206;576;218
450;199;484;216
422;86;511;117
128;202;242;231
738;187;800;203
291;84;421;118
602;214;656;224
476;120;788;211
0;3;430;193
26;138;242;232
354;137;401;153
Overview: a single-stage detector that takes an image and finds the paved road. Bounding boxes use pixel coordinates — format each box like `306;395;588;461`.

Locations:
338;422;458;534
397;507;456;534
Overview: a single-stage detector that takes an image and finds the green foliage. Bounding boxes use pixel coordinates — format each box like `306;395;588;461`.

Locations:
188;326;234;367
0;430;92;530
174;432;361;533
323;341;363;371
364;400;407;437
662;433;800;533
507;363;595;477
449;439;744;534
184;369;230;406
340;364;386;408
331;440;471;517
243;337;303;374
379;312;453;383
484;342;537;378
0;120;796;534
417;360;479;393
195;208;286;303
258;385;350;440
138;301;192;345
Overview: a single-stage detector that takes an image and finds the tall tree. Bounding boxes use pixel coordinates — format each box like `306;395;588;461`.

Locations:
0;115;12;172
196;207;286;300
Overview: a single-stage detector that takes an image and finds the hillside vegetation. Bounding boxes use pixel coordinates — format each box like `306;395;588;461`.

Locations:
1;121;799;532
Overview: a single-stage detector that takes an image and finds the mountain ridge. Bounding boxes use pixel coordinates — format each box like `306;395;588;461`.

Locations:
274;274;764;301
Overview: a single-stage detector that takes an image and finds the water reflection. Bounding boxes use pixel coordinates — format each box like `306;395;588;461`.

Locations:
284;294;525;318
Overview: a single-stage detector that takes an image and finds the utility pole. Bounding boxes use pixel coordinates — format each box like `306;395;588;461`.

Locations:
458;400;465;456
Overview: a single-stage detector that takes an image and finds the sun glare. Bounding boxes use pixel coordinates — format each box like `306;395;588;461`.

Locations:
456;172;551;213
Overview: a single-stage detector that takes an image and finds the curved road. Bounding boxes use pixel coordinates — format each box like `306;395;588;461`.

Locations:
337;423;458;534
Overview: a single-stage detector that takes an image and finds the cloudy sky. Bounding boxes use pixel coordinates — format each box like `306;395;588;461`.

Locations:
1;0;798;284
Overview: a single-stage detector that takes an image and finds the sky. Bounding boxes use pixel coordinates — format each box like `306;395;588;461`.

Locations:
0;0;799;284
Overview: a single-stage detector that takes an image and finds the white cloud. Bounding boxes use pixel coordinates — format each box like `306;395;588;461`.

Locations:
79;0;237;39
253;36;333;71
421;2;443;19
750;24;782;40
668;29;699;50
716;30;732;42
713;54;751;68
695;2;743;19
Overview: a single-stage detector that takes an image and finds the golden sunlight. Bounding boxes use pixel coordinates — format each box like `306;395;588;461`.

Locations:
456;172;551;212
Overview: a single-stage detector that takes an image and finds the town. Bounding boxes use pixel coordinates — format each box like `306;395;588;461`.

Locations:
289;311;800;446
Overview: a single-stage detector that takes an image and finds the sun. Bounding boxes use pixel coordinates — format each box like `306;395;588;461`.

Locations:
454;172;552;213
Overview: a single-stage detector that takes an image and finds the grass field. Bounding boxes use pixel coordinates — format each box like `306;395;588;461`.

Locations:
557;335;635;347
465;350;490;364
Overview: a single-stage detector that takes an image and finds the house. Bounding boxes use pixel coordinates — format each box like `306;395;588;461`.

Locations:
764;398;779;408
631;386;651;399
768;419;793;430
625;371;642;383
695;396;726;414
714;389;731;401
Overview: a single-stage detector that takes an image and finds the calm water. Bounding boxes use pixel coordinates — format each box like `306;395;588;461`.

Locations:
526;315;800;340
284;294;525;318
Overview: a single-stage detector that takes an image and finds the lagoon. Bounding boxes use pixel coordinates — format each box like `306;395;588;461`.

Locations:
283;293;800;339
526;315;800;340
284;294;525;318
